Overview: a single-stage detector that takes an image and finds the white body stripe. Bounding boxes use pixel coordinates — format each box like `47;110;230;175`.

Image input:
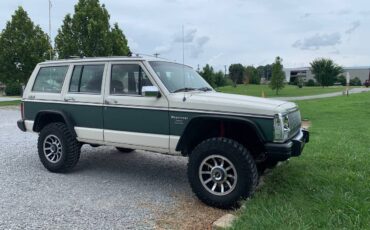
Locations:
74;127;104;142
24;120;34;132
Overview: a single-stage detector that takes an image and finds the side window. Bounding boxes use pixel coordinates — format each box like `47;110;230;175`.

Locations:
110;64;153;95
69;65;104;94
32;66;68;93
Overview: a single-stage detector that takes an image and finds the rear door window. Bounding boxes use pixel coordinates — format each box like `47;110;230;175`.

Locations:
32;66;69;93
69;65;104;94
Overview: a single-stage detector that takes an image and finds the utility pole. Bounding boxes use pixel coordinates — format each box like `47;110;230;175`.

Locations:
48;0;52;60
153;53;159;58
224;65;227;77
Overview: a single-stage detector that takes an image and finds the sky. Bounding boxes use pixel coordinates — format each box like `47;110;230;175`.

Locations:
0;0;369;71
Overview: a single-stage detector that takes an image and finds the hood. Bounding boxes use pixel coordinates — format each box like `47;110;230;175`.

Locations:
169;91;297;117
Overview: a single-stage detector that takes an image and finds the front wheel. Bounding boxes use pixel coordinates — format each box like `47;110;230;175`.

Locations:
188;138;258;209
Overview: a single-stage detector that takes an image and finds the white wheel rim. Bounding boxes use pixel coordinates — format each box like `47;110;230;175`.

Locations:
198;155;238;196
43;134;63;163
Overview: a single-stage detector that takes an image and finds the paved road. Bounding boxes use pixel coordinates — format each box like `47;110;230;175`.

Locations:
273;87;370;101
0;97;21;102
0;108;195;229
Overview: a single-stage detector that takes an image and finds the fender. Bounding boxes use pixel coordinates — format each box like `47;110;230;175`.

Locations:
175;115;267;152
33;110;77;137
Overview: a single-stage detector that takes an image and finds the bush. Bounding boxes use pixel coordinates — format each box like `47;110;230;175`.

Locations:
337;75;346;86
5;83;22;96
350;77;362;86
306;79;315;87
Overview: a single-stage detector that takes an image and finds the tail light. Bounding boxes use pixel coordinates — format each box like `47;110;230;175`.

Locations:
20;102;24;120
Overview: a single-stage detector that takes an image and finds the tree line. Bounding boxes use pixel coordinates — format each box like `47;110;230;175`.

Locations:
199;56;285;94
0;0;131;90
200;56;354;95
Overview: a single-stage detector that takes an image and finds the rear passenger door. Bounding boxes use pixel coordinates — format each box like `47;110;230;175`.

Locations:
63;63;107;143
103;62;169;153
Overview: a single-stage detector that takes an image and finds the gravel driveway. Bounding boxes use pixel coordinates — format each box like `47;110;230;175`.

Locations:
0;107;225;229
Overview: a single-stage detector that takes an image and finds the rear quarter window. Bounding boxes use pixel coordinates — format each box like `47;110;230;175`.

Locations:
32;66;69;93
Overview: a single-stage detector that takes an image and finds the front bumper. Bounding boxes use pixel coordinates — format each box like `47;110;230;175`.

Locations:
17;119;27;132
264;129;309;161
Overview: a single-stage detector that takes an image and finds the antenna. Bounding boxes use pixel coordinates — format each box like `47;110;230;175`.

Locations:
48;0;52;60
182;25;186;102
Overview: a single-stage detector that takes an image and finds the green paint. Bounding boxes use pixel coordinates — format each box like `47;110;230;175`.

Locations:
103;106;169;134
24;101;103;129
24;101;274;141
169;111;274;141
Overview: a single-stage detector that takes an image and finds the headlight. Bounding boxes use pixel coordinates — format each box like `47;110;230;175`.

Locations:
273;113;290;142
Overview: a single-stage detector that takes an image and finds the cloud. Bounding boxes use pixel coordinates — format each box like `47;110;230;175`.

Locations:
154;44;172;54
207;52;224;64
154;28;209;58
189;36;210;58
293;32;341;50
335;9;351;15
173;28;197;43
345;20;360;34
301;13;311;18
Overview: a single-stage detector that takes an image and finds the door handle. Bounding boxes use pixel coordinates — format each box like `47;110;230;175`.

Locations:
64;97;76;102
105;99;117;104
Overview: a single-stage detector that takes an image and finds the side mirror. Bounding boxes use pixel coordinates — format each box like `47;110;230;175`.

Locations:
142;86;161;98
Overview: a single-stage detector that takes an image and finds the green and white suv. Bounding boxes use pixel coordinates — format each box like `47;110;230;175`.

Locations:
17;56;309;208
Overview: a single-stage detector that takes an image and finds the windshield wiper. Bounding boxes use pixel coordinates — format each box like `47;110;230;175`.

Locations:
173;87;196;93
197;87;213;92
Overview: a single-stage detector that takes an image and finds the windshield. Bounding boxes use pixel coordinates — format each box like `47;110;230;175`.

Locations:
149;61;212;93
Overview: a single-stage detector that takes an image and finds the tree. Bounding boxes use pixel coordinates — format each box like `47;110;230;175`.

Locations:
350;77;362;86
229;64;245;86
199;64;215;87
337;75;346;86
269;56;285;95
0;7;51;85
55;0;130;58
245;66;260;84
310;58;343;87
214;71;227;87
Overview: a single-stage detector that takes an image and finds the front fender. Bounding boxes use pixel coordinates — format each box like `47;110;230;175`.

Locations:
175;115;267;152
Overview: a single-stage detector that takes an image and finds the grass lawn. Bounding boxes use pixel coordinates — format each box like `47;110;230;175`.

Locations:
232;92;370;229
0;100;21;106
217;84;353;98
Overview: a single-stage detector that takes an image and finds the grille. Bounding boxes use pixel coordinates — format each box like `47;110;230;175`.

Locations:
288;110;301;137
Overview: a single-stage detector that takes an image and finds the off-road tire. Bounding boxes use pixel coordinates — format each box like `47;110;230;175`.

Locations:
187;137;258;209
116;147;134;153
37;122;81;172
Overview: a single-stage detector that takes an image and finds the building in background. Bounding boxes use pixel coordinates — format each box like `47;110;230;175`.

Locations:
284;67;370;83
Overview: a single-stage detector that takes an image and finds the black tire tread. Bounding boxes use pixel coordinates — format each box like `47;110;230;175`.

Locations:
37;122;81;172
187;137;258;209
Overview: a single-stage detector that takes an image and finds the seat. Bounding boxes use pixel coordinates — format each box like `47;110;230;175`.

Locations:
128;72;137;94
111;80;124;94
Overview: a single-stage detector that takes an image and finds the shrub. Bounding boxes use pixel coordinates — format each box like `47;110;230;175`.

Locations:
337;75;346;86
306;79;315;87
350;77;362;86
5;83;22;96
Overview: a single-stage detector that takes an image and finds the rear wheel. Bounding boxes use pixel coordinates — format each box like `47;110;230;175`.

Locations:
37;122;81;172
116;147;134;153
188;137;258;209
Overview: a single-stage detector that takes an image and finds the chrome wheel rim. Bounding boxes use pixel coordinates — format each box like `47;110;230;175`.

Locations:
43;134;63;163
198;155;238;196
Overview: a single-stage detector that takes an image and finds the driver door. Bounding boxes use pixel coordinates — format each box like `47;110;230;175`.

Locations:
103;61;170;153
